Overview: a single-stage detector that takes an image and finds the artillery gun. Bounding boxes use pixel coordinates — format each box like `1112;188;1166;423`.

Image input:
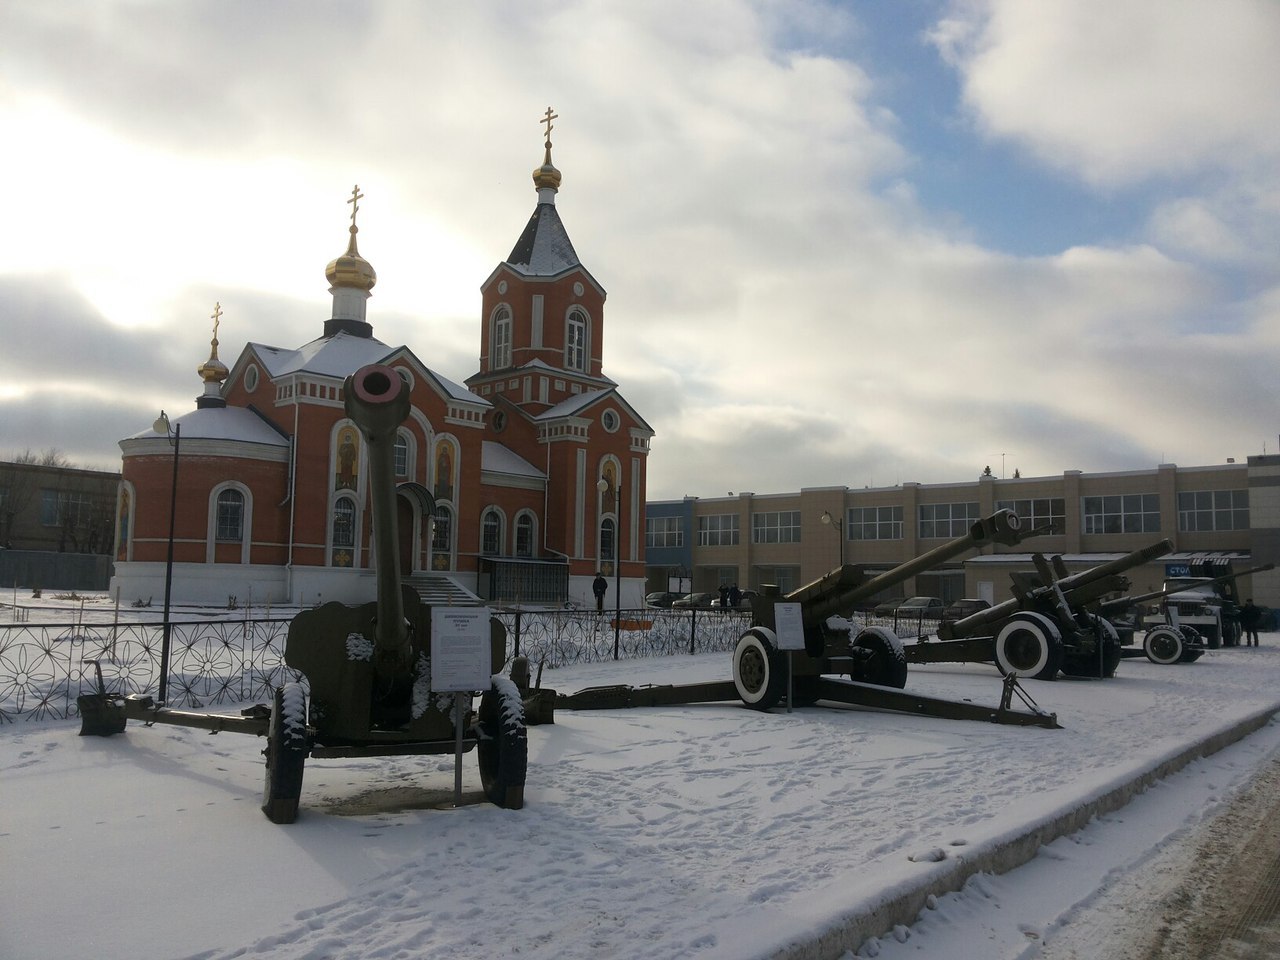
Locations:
78;363;528;823
556;508;1060;728
909;540;1175;679
1094;562;1275;664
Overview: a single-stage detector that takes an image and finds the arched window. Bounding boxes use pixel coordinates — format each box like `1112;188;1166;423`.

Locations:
216;489;245;541
565;307;587;371
432;503;454;570
492;306;512;370
515;513;535;558
481;508;503;556
332;496;357;567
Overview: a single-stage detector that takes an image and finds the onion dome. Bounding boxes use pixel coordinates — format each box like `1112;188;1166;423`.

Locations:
195;302;229;409
325;185;377;292
532;106;562;194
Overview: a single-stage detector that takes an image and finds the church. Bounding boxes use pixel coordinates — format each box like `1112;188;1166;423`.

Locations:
110;114;653;609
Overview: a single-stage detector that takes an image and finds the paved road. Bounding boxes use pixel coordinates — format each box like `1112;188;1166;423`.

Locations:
1040;747;1280;959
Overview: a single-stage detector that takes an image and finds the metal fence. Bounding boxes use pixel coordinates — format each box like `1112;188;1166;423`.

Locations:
0;607;752;724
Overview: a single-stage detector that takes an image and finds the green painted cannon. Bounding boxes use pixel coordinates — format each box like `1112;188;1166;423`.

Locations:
80;363;528;823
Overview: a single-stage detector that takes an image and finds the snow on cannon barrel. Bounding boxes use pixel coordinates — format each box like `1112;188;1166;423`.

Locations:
732;508;1035;711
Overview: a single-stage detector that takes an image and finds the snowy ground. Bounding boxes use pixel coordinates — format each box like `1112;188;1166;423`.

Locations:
3;598;1280;960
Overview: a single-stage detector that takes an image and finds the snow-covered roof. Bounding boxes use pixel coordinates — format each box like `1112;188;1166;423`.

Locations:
535;389;612;421
249;332;395;379
505;202;581;277
123;406;289;447
481;441;545;480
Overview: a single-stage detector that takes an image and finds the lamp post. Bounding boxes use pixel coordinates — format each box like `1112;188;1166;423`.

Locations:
821;509;844;567
153;410;181;704
597;477;622;660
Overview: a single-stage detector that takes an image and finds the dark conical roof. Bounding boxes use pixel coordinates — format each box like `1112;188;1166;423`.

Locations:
506;202;581;277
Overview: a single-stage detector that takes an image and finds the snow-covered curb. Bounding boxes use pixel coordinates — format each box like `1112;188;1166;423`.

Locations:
757;703;1280;960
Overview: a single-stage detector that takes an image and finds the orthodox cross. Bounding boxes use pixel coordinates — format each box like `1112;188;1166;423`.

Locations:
541;107;558;146
210;301;222;343
348;185;363;227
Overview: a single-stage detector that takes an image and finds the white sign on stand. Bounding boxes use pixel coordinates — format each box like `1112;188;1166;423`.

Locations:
430;606;493;807
774;602;805;714
431;607;492;691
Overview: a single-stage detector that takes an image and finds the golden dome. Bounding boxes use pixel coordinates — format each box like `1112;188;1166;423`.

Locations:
198;301;229;384
325;225;378;292
533;151;562;192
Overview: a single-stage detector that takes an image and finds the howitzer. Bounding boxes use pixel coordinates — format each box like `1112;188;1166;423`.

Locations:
913;540;1175;679
1094;562;1275;619
78;364;529;823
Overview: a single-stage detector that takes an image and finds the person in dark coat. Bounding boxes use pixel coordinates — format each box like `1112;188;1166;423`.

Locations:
593;573;608;613
729;584;742;608
1240;599;1262;646
718;584;730;610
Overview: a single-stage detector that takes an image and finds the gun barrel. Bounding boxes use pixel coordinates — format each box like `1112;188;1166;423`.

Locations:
1097;561;1276;615
791;509;1031;626
344;364;413;674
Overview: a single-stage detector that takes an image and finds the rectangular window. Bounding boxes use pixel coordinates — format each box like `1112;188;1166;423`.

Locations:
40;489;60;526
848;505;903;541
1178;489;1249;532
1082;493;1160;534
40;490;91;528
752;510;801;544
917;502;980;539
646;516;684;548
996;498;1066;534
698;514;740;546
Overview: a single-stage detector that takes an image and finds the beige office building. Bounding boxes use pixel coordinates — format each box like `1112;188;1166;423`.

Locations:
645;455;1280;608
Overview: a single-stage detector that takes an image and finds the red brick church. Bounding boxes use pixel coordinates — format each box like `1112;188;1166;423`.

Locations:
111;114;652;608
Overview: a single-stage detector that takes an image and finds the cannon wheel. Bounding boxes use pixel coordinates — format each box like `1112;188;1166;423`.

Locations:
994;613;1063;681
1143;625;1184;665
262;682;308;824
1178;626;1205;662
1091;615;1123;678
850;627;908;689
733;628;786;711
477;679;527;810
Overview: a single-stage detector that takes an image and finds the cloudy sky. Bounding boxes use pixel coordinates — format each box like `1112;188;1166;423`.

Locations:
2;0;1277;500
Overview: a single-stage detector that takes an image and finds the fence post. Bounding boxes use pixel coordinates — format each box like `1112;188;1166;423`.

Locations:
689;608;697;655
514;609;522;660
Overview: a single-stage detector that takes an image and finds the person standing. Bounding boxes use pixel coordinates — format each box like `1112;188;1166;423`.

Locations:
718;584;730;610
729;583;742;609
1241;599;1262;646
593;572;608;613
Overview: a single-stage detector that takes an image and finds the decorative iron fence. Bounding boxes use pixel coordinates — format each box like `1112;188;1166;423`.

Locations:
0;607;752;724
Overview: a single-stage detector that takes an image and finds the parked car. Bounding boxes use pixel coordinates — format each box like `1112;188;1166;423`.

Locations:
872;597;907;616
895;596;944;616
672;591;717;609
941;598;991;622
645;591;681;608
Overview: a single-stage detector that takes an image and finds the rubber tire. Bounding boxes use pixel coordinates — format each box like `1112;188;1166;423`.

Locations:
850;627;909;689
1093;615;1123;678
477;680;528;810
994;613;1063;681
262;682;308;824
733;629;787;711
1143;626;1184;665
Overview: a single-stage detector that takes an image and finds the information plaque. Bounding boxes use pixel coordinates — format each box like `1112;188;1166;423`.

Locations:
774;602;805;651
430;607;492;692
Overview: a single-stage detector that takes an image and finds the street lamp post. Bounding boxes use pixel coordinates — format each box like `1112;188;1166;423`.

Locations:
821;509;845;567
153;411;181;704
597;477;622;660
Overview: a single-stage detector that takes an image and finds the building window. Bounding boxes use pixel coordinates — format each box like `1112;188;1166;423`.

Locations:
646;516;684;548
996;498;1066;534
566;308;587;371
600;517;616;562
393;434;409;478
1178;490;1249;532
1082;494;1160;534
698;514;740;546
215;489;245;541
332;496;356;567
752;510;801;544
491;306;512;370
431;504;453;570
848;505;903;541
482;509;502;555
515;514;535;558
918;502;980;539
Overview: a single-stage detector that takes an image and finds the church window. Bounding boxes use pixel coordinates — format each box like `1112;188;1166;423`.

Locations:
492;306;512;369
244;364;259;392
515;513;535;557
216;489;245;541
332;496;356;567
599;517;616;563
393;434;409;478
482;509;503;555
432;504;453;555
566;308;587;371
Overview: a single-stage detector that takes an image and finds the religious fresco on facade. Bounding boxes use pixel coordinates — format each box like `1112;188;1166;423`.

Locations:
116;489;130;561
335;427;360;492
433;442;454;502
